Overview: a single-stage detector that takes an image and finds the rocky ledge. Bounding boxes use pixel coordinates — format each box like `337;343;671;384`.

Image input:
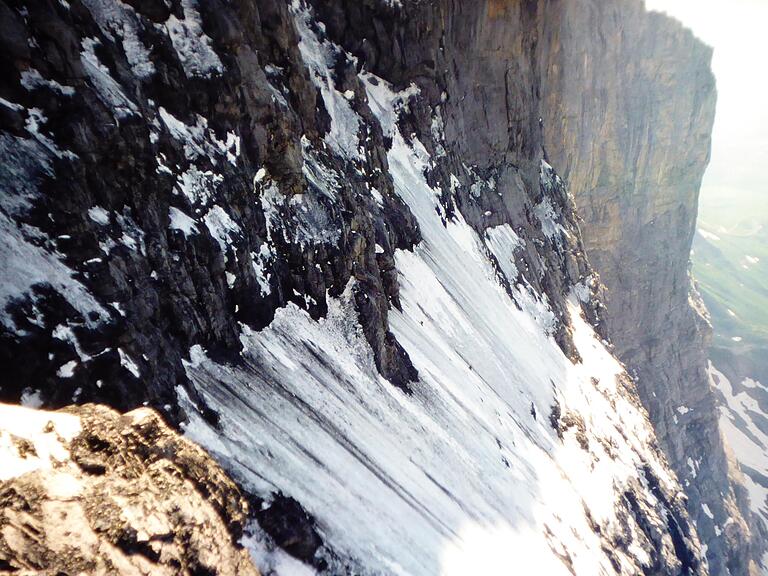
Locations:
0;402;259;575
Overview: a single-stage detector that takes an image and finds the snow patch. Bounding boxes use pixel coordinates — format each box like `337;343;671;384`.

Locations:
164;0;223;78
81;0;155;78
203;205;241;257
25;109;78;161
292;1;362;160
697;229;720;242
0;212;108;330
485;224;522;284
56;360;78;378
88;205;110;226
0;403;81;481
80;37;138;119
118;348;141;378
20;68;75;95
251;244;273;297
533;196;566;242
168;206;199;237
176;165;223;206
20;389;44;409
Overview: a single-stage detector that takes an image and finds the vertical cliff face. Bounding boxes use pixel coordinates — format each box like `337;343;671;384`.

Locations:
0;0;751;573
540;1;761;574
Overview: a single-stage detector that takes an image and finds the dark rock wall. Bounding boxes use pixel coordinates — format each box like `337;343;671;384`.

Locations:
316;0;602;356
0;0;594;422
0;0;420;417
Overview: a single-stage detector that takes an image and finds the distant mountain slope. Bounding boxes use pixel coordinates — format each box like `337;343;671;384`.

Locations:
693;194;768;564
694;203;768;361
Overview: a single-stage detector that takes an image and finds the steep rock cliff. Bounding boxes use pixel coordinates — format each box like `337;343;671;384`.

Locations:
539;2;763;573
0;0;741;574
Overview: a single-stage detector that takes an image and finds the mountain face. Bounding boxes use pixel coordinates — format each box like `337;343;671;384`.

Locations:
0;0;759;574
538;3;764;573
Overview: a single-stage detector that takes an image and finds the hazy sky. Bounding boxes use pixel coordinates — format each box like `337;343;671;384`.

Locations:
644;0;768;210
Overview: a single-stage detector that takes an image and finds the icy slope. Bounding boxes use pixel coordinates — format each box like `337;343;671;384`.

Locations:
181;74;701;575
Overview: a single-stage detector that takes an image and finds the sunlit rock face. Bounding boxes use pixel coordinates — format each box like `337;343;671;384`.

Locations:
0;402;258;575
0;0;750;573
540;2;763;573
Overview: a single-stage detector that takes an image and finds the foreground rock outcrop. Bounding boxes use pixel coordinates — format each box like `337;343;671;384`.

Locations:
0;402;259;575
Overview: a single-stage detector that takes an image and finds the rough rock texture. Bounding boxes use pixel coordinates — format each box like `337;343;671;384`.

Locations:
0;402;259;575
0;0;421;417
539;2;762;574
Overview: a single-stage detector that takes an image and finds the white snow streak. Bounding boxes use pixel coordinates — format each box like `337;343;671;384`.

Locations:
709;362;768;530
292;1;362;161
168;206;199;238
